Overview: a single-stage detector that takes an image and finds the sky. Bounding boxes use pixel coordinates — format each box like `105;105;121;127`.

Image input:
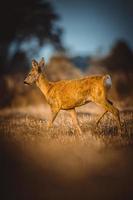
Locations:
49;0;133;56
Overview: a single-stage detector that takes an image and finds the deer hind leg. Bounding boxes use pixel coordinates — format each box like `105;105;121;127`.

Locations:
96;110;108;126
96;100;113;126
47;107;60;128
68;108;82;135
97;99;121;129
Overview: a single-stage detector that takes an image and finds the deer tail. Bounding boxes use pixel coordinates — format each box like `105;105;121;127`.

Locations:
103;74;112;90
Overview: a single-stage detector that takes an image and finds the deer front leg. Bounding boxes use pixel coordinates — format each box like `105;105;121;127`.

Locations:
68;108;82;135
47;107;60;128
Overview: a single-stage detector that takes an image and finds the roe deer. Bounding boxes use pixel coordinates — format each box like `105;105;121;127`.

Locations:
24;57;121;135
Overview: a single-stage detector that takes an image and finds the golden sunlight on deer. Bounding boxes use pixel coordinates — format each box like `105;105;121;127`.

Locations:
24;57;121;135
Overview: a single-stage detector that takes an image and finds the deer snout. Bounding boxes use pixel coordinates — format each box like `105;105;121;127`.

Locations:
24;79;29;85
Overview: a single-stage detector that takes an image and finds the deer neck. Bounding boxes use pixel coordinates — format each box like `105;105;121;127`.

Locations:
36;73;50;97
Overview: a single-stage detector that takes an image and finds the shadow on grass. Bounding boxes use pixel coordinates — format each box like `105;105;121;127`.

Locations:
1;136;133;200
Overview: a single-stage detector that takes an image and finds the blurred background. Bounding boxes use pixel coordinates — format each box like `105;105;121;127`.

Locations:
1;2;133;200
0;0;133;108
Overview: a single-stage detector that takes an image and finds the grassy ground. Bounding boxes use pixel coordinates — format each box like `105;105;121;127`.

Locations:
1;104;133;200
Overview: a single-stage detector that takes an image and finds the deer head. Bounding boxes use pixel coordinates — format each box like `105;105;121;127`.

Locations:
24;57;45;85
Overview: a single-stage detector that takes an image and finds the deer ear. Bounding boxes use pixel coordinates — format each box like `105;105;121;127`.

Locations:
39;57;45;71
32;59;38;68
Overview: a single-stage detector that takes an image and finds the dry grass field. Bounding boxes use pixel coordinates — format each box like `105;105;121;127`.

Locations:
1;1;133;199
1;103;133;200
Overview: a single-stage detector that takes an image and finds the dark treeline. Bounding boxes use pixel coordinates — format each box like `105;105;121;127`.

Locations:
0;0;64;74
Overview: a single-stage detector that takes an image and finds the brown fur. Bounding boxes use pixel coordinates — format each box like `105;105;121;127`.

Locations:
24;58;121;135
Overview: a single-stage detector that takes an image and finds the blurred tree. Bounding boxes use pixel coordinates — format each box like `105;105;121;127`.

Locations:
0;0;64;74
99;40;133;73
89;40;133;101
